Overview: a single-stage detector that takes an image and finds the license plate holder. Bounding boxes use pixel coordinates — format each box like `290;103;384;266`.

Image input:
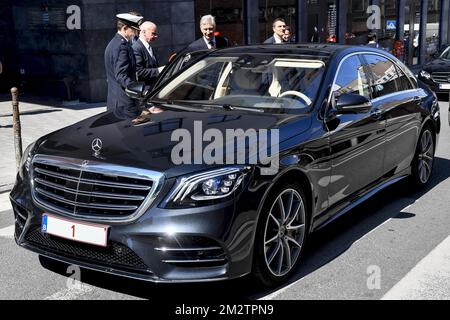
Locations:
42;214;109;247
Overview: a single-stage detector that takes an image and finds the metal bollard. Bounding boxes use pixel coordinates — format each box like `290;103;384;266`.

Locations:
11;87;23;172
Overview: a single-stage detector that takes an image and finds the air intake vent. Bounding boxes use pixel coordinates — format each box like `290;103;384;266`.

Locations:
24;226;152;275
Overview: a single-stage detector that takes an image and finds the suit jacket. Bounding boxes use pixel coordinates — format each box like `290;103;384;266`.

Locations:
366;42;380;48
263;36;286;44
132;39;160;87
104;33;139;119
185;36;228;52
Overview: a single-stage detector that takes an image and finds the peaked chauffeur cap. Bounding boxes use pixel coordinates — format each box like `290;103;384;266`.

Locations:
116;13;144;30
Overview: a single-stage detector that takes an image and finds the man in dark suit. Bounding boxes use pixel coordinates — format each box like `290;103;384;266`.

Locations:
264;18;287;44
104;13;143;119
185;15;228;52
366;33;380;48
132;21;163;88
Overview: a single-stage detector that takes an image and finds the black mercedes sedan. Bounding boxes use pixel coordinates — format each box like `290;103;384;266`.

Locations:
10;44;440;286
418;45;450;94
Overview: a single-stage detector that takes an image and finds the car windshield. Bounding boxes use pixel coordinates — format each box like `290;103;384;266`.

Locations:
440;46;450;60
152;54;326;113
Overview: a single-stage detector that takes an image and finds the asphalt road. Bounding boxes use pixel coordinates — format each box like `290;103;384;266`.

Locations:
0;100;449;300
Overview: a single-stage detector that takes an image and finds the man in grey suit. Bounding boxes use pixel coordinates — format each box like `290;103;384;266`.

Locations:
104;13;143;119
264;18;287;44
133;21;163;88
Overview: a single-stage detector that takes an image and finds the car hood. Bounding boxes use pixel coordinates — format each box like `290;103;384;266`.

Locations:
34;106;312;178
422;58;450;73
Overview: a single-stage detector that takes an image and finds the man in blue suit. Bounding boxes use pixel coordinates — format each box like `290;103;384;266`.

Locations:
132;21;163;88
264;18;287;44
104;13;143;119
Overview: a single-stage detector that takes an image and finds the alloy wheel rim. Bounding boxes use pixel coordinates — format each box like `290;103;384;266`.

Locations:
418;130;434;184
263;189;306;277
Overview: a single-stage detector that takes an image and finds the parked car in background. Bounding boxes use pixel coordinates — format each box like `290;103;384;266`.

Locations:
419;45;450;94
11;44;440;286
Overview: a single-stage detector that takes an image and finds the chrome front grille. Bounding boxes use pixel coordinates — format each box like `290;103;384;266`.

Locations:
31;155;164;222
431;72;450;84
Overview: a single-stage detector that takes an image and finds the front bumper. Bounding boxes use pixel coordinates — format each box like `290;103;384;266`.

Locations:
419;76;450;94
11;172;264;283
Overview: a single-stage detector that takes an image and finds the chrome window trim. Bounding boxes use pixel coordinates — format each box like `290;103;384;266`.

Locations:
31;154;165;225
327;51;418;107
370;88;425;104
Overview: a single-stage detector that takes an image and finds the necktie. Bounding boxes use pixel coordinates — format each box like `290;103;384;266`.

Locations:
209;41;215;49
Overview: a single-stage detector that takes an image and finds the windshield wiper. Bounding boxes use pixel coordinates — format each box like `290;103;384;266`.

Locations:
146;100;207;113
201;103;265;113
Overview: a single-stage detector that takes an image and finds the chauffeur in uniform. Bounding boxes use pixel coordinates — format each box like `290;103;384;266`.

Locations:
104;13;143;119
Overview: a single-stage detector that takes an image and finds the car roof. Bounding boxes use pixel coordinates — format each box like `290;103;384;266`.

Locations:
209;43;391;60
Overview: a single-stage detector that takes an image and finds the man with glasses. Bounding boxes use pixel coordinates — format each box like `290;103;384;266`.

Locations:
132;21;163;87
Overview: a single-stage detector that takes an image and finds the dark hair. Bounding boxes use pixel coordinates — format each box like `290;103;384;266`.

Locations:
117;20;127;31
368;33;377;42
272;18;286;28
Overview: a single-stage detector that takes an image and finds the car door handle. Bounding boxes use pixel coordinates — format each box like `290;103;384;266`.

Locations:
370;108;383;118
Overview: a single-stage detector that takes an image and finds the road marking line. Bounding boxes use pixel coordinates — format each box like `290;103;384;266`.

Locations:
45;284;94;300
382;235;450;300
0;193;12;212
0;225;14;239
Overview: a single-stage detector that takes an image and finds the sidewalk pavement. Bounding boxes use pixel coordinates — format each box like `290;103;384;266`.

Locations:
0;95;105;193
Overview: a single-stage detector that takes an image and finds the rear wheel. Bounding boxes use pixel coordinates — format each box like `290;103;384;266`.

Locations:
253;184;309;286
410;127;435;188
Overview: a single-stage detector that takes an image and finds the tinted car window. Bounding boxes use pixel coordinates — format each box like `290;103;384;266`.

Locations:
332;55;370;99
440;46;450;59
363;54;400;98
395;66;414;91
157;51;209;87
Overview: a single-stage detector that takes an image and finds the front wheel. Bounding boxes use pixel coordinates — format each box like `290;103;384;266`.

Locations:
253;184;309;286
410;127;435;188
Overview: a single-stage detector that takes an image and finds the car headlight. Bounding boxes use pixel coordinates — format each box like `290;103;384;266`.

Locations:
19;141;36;178
420;70;431;80
165;166;251;208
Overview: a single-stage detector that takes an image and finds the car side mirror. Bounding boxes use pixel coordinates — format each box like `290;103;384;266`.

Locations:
125;82;147;100
335;93;372;114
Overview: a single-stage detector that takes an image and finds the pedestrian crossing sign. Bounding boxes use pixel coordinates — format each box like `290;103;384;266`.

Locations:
387;20;397;30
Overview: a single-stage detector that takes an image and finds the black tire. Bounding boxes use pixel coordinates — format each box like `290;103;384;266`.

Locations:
253;183;309;287
410;126;435;189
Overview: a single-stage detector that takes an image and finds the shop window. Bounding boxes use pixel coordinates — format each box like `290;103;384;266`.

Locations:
346;0;396;52
425;0;440;62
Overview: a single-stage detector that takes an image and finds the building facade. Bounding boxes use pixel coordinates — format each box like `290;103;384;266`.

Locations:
0;0;449;102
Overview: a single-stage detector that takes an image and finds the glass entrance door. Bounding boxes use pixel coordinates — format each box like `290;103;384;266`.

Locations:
404;0;420;66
